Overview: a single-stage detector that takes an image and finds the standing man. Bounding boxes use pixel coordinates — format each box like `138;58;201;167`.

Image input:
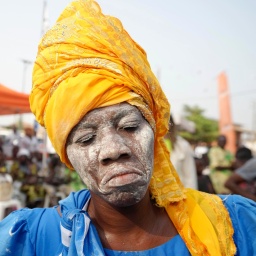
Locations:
165;115;198;189
208;135;234;194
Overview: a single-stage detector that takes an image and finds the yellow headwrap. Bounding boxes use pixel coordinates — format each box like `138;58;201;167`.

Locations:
30;1;235;255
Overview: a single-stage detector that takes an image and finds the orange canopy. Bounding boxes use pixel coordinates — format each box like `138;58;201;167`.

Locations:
0;83;31;115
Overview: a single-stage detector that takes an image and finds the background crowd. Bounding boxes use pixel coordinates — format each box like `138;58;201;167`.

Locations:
0;124;86;214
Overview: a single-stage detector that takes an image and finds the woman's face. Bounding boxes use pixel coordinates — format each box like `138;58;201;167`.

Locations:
66;103;154;207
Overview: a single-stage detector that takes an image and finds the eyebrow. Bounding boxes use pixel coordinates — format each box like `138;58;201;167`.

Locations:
75;122;96;130
114;107;139;121
75;106;140;130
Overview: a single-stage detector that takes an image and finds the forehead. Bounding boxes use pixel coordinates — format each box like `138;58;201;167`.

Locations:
78;102;142;125
67;103;147;141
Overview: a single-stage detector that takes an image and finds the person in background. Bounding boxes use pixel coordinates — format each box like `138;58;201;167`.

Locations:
208;134;234;194
194;142;209;160
225;146;256;201
32;144;44;172
10;148;37;182
0;147;8;174
10;148;40;207
7;125;21;147
0;1;255;255
165;115;198;189
0;147;13;202
2;125;20;160
20;173;46;208
43;154;72;205
19;124;39;158
195;155;216;194
43;154;86;207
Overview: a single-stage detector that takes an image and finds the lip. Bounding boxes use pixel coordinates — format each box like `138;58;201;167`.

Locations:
102;167;143;186
109;172;143;187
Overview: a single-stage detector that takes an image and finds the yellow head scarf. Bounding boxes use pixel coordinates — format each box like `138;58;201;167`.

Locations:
30;1;235;255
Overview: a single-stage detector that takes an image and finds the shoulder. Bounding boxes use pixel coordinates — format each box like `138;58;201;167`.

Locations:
0;207;59;234
0;207;60;255
235;158;256;180
0;207;45;227
174;136;193;155
219;194;256;218
219;194;256;214
0;208;39;254
208;146;219;155
176;136;190;147
219;195;256;255
237;158;256;171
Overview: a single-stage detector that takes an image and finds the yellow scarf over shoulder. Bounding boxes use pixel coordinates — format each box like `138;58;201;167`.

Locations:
30;1;236;255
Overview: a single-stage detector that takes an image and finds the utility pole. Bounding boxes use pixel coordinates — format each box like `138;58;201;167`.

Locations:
21;59;33;93
40;0;50;176
42;0;50;36
19;59;32;129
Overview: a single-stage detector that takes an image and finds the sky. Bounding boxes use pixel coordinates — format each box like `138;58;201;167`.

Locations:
0;0;256;130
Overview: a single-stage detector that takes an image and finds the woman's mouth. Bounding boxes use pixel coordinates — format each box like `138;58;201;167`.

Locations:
108;172;143;187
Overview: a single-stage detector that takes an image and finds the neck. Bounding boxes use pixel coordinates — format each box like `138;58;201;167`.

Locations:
87;191;177;250
88;191;157;232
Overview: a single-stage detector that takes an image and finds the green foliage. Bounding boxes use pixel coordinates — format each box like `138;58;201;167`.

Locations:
179;105;218;144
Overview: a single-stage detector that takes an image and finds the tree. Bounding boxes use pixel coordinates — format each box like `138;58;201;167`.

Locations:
179;105;218;144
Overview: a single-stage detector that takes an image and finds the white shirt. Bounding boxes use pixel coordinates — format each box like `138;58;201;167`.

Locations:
170;136;198;189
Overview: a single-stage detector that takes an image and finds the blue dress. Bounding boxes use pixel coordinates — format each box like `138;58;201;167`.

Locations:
0;190;255;256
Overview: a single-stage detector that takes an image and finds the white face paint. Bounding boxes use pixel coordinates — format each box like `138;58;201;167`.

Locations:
66;103;154;207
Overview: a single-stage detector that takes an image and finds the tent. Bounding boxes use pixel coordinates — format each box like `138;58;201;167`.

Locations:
0;83;31;115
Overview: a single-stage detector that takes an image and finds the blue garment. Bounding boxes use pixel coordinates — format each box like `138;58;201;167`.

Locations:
0;190;255;256
103;235;189;256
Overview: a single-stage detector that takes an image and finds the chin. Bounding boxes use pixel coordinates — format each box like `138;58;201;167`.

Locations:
104;188;147;208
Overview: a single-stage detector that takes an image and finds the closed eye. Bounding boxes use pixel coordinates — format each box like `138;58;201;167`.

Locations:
121;122;140;132
77;134;95;145
123;126;138;131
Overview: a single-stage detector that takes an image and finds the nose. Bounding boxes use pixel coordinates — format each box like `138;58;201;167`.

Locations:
98;129;131;165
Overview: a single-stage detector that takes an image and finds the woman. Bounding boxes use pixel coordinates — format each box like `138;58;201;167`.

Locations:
0;0;255;255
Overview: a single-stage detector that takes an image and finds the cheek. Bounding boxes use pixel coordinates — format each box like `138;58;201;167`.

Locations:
67;146;86;171
66;145;98;187
134;126;154;169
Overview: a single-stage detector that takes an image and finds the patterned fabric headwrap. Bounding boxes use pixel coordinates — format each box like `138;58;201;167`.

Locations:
30;0;183;206
30;1;236;255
